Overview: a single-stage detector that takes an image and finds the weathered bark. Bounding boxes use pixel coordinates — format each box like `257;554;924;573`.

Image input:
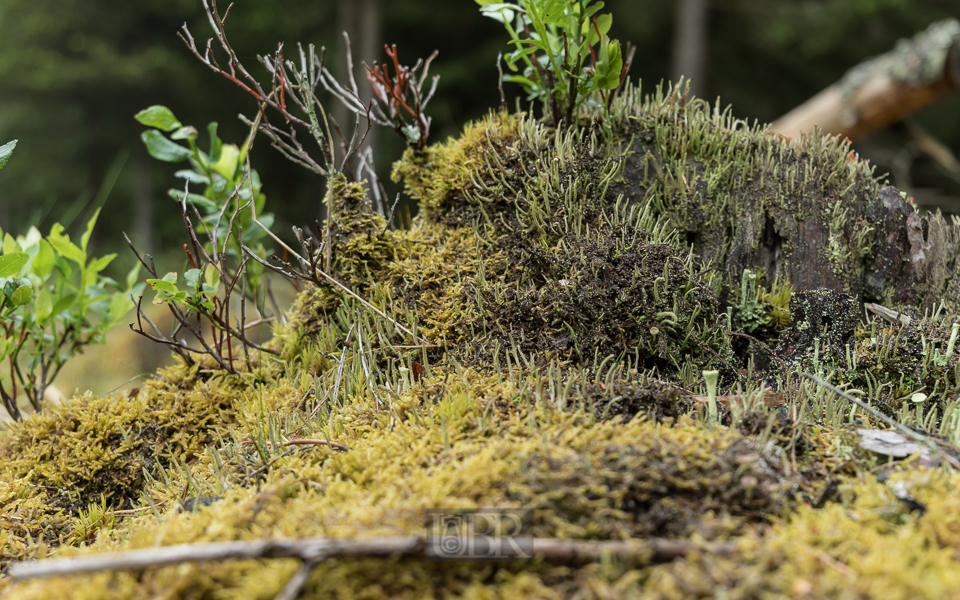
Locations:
614;87;960;312
771;19;960;142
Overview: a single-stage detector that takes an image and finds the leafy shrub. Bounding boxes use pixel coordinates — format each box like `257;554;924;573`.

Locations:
478;0;634;126
127;106;280;373
0;139;141;419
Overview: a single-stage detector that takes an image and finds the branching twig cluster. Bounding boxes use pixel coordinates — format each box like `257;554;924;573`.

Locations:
363;44;439;151
240;221;420;342
181;0;439;185
125;191;280;374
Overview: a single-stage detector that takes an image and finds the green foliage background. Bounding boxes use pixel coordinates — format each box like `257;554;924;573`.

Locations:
0;0;959;277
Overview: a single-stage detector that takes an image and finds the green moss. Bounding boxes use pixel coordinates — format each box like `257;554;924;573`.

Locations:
645;469;960;598
6;80;960;599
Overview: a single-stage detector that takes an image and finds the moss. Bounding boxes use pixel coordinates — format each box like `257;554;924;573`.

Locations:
644;469;960;599
391;112;526;223
0;361;256;568
328;174;406;288
3;394;796;598
6;80;960;599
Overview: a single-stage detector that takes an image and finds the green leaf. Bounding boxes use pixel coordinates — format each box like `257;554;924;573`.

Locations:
3;233;19;255
87;254;116;275
479;4;518;24
174;170;210;185
10;285;32;306
107;291;131;323
211;144;240;181
146;279;178;295
0;140;16;170
0;253;28;277
586;13;612;44
593;38;622;90
35;288;52;321
33;240;55;279
208;122;222;164
171;126;199;141
583;1;605;21
183;268;202;289
125;263;142;290
84;253;116;288
48;223;86;265
80;207;101;252
141;130;192;163
204;264;221;290
134;106;182;132
51;293;76;316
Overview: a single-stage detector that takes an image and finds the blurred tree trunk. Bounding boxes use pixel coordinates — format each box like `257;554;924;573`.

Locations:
671;0;710;100
335;0;381;173
133;145;154;254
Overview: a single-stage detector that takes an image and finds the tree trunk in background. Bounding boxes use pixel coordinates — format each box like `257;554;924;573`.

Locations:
133;145;154;254
671;0;710;100
335;0;381;173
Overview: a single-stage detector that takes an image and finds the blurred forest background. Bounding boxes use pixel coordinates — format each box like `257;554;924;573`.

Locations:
1;0;959;396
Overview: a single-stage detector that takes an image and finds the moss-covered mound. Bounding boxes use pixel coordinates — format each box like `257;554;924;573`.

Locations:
4;81;960;598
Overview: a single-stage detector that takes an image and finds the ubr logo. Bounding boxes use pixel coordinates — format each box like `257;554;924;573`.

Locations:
425;509;533;562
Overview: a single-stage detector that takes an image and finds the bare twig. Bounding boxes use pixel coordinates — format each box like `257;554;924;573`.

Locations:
9;536;737;581
803;373;960;469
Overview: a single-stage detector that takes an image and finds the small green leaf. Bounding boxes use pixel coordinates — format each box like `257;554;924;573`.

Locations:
48;224;86;266
204;264;221;290
141;131;192;163
171;126;199;141
0;253;28;277
586;13;612;44
51;293;76;316
33;240;55;279
174;170;210;185
0;337;13;360
183;268;202;289
125;263;142;290
3;233;19;255
134;106;182;132
35;288;52;321
211;144;240;181
81;207;101;252
108;292;131;323
593;38;622;90
0;139;17;170
146;279;179;295
208;122;222;164
87;254;116;276
10;285;32;306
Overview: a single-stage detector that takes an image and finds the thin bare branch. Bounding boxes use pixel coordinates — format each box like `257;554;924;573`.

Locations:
10;535;737;581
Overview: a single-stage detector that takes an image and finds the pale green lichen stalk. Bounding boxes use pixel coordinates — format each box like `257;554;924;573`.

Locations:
703;369;719;424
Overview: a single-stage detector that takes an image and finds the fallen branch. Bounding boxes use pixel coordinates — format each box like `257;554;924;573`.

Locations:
9;535;737;581
771;19;960;141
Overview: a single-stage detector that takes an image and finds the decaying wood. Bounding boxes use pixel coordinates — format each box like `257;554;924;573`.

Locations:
865;302;912;325
771;20;960;142
8;535;738;581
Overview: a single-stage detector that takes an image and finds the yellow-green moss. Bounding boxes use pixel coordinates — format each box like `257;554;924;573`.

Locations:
6;80;960;600
391;112;525;220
